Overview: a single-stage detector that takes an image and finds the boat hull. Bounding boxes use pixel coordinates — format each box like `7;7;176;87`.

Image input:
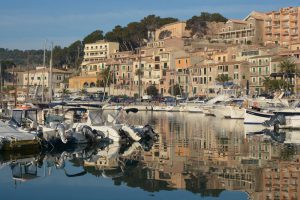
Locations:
244;109;273;124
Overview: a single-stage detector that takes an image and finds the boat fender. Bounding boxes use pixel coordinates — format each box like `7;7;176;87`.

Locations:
57;123;68;144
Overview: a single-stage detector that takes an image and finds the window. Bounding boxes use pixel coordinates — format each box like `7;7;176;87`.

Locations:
234;65;239;70
164;63;167;69
155;64;160;70
252;68;256;73
178;60;181;64
224;66;228;72
234;73;239;79
252;77;256;83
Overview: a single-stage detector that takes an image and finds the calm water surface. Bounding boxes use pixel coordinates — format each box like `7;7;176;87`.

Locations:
0;111;299;200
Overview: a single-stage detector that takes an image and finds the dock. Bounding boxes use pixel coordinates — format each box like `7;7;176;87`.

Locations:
0;121;40;151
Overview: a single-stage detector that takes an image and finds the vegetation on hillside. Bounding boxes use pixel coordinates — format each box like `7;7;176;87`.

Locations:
186;12;227;37
0;12;227;70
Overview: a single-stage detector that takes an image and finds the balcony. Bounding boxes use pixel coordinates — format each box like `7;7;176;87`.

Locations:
265;30;272;35
290;31;298;36
265;23;272;27
290;17;298;22
282;24;289;29
281;17;289;22
282;31;289;36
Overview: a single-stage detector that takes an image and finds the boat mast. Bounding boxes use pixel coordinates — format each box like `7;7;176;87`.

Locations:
26;52;30;101
49;42;53;102
138;43;142;101
42;40;46;102
13;65;17;107
0;62;2;108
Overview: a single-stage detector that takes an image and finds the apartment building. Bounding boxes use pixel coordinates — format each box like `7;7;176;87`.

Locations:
175;56;191;95
82;40;119;65
215;11;266;45
23;66;72;89
265;6;300;47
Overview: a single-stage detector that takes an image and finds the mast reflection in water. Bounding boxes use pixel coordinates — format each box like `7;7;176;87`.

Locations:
1;111;299;200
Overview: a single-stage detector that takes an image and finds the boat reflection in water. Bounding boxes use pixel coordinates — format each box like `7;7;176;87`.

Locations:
1;111;300;200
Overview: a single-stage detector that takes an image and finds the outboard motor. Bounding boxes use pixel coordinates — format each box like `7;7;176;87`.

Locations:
0;138;4;151
262;129;286;143
263;114;286;127
142;125;158;141
79;125;101;143
57;123;68;144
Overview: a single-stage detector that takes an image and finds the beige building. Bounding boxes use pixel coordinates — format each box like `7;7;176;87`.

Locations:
82;40;119;65
264;6;300;47
154;21;191;41
215;11;266;45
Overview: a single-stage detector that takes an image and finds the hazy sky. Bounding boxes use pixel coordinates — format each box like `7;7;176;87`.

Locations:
0;0;298;50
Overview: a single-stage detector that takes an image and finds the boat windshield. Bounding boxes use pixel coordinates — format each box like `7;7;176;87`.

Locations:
11;110;23;127
87;110;105;126
25;110;37;122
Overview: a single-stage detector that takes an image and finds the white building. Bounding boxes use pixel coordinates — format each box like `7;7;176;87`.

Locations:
23;66;72;89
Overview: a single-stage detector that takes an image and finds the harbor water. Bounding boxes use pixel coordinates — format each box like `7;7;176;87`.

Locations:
0;111;299;200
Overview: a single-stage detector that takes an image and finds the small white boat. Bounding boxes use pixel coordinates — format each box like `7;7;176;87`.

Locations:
153;105;173;111
244;108;274;124
187;106;203;113
167;105;181;112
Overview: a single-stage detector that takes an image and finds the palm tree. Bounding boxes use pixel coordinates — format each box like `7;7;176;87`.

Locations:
215;74;232;88
100;67;113;99
263;77;288;93
263;77;272;93
78;88;87;96
135;68;143;76
279;58;298;93
61;88;71;101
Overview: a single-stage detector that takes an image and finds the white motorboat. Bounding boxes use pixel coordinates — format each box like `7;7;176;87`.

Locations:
244;108;274;124
41;107;106;145
245;104;300;129
73;108;158;143
167;105;181;112
153;105;173;111
228;106;245;119
186;105;204;113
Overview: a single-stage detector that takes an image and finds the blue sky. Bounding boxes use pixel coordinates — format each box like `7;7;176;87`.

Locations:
0;0;298;50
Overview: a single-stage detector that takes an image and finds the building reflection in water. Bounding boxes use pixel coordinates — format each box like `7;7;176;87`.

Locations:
1;112;300;200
